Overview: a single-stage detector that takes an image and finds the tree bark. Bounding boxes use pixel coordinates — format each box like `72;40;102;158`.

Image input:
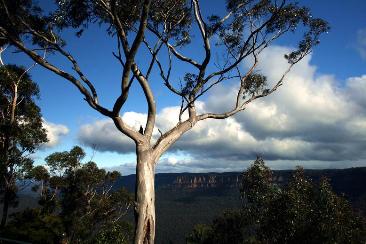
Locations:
134;144;156;244
0;184;10;228
0;84;17;228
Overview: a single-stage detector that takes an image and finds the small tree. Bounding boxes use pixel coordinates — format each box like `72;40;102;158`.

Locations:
0;60;48;227
0;1;329;242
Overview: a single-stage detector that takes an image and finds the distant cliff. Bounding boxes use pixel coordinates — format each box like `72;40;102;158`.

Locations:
169;172;290;189
117;167;366;200
170;173;241;189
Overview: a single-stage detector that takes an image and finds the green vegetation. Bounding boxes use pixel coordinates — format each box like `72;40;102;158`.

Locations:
0;64;48;227
0;146;133;243
187;158;366;244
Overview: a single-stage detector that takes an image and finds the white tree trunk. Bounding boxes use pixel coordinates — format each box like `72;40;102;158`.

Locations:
134;144;156;244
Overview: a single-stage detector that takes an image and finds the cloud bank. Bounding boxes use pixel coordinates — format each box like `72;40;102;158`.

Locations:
78;46;366;172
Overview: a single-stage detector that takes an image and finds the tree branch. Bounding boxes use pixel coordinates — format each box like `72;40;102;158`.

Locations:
113;0;152;119
147;26;201;69
131;63;156;139
0;44;8;66
197;62;296;121
191;0;211;95
204;1;286;83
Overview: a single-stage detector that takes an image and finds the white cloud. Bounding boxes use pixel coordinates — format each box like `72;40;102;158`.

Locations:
78;118;135;153
78;45;366;171
346;75;366;108
42;119;69;147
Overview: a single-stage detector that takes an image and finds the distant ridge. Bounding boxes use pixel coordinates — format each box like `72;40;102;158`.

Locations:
118;167;366;243
117;167;366;201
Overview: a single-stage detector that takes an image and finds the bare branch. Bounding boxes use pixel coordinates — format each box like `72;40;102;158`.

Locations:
17;19;101;104
144;38;164;80
147;26;201;69
112;36;125;67
197;62;296;121
0;44;8;66
16;48;47;86
131;63;156;139
192;0;210;70
167;42;201;69
191;0;211;95
0;31;145;142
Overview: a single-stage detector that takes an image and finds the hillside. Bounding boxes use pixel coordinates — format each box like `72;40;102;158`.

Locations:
3;167;366;243
115;167;366;243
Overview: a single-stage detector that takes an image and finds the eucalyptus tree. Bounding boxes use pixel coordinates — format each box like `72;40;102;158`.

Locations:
0;60;47;227
0;0;328;242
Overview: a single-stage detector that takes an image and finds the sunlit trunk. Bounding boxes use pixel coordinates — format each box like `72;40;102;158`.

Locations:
134;144;156;244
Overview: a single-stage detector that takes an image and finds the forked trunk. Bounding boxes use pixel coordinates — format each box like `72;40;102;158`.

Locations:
134;145;156;244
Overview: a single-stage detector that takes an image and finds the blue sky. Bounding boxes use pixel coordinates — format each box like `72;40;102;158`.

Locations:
3;0;366;175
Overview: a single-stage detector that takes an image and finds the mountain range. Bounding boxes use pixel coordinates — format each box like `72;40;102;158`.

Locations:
115;167;366;243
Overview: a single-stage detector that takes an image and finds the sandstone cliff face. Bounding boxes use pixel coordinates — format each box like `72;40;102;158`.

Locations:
171;174;241;190
168;173;289;190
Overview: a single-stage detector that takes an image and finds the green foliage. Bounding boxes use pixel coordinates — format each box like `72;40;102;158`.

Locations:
187;224;213;244
0;0;51;47
0;0;328;65
93;221;133;244
242;74;268;99
0;0;191;48
0;64;47;225
240;157;275;206
53;0;192;42
45;145;85;175
2;146;133;243
187;210;257;244
188;158;366;244
208;0;329;61
30;165;50;181
2;208;64;243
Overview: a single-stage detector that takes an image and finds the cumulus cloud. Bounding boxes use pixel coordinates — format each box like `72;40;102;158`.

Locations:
77;112;145;153
42;119;69;147
78;45;366;170
346;75;366;108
